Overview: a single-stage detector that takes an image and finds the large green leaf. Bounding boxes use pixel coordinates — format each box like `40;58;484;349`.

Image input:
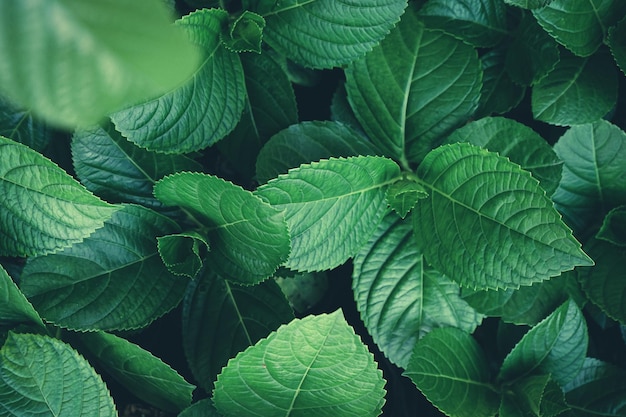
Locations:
475;48;525;118
0;264;43;327
0;136;118;257
498;299;587;386
353;213;483;368
404;327;500;417
80;331;195;413
0;0;200;128
20;205;184;331
112;8;246;154
532;49;617;126
345;7;482;165
412;142;592;290
0;96;49;152
213;310;386;417
0;332;116;417
552;120;626;235
155;172;290;284
256;156;401;272
182;270;293;392
245;0;408;69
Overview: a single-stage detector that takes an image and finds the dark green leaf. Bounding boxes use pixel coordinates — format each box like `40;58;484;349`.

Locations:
608;16;626;75
179;399;223;417
504;0;553;8
597;206;626;246
0;264;43;327
0;96;49;152
330;81;364;132
476;49;525;117
221;11;265;53
274;272;328;313
157;232;209;278
386;179;428;218
500;374;568;417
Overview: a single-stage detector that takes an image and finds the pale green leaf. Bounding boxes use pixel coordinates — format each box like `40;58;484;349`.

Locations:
274;271;328;313
0;332;116;417
246;0;408;69
0;264;43;327
504;0;553;8
256;156;401;272
155;172;290;284
0;96;49;152
413;143;592;290
80;331;194;413
221;11;266;54
475;48;525;117
353;213;483;368
498;299;587;386
0;136;118;257
0;0;201;127
213;310;386;417
608;16;626;75
182;270;293;392
404;327;499;417
532;49;617;126
179;399;223;417
385;179;428;218
20;205;183;331
112;8;246;154
597;206;626;246
345;7;482;165
500;374;568;417
157;232;209;278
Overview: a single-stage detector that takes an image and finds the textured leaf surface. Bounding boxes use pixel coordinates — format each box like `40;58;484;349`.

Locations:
0;96;49;152
0;136;118;257
20;205;183;331
345;7;482;164
500;374;568;417
552;120;626;235
274;271;328;313
498;299;587;386
256;156;401;272
532;49;617;126
405;327;499;417
504;0;552;8
179;399;223;417
247;0;408;69
80;331;194;413
476;49;525;117
0;332;116;417
213;310;385;417
155;173;290;284
0;264;43;327
157;232;209;278
183;270;293;392
0;0;200;127
353;214;483;368
385;179;428;218
608;16;626;75
112;8;246;154
221;11;266;54
413;142;591;290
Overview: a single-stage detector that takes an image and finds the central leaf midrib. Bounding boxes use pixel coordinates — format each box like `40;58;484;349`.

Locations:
262;0;317;18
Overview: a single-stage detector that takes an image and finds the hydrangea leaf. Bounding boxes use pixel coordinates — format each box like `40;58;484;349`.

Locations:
596;206;626;247
157;231;209;278
608;16;626;75
504;0;553;8
0;96;49;152
385;179;428;218
0;264;43;327
475;49;525;117
500;374;568;417
221;11;265;54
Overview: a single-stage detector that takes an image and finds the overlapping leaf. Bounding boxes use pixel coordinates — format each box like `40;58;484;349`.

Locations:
213;310;386;417
0;264;43;327
179;399;222;417
505;0;553;8
0;136;118;257
385;179;428;218
0;332;116;417
413;142;591;290
0;96;49;152
597;206;626;246
274;271;328;313
499;374;568;417
20;205;183;331
608;16;626;75
476;49;525;117
112;8;246;154
256;156;401;272
157;232;209;278
155;172;290;284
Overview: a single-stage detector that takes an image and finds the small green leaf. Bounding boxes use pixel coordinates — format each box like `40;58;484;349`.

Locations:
0;96;49;152
256;156;401;272
274;271;328;313
413;142;592;290
504;0;553;8
179;398;223;417
221;11;265;53
498;299;587;386
155;172;290;285
608;16;626;75
0;0;201;128
386;179;428;218
79;331;194;413
404;327;499;417
213;310;386;417
0;332;116;417
500;374;568;417
532;49;617;126
476;48;525;117
157;232;209;278
0;264;43;327
0;136;118;257
597;206;626;246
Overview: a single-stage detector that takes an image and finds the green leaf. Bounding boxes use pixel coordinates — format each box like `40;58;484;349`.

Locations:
597;206;626;246
563;358;626;417
418;0;509;47
345;7;482;165
500;374;568;417
112;8;246;154
498;299;587;386
413;142;592;290
79;331;194;413
155;172;290;284
213;310;386;417
330;81;364;132
552;120;626;235
0;332;116;417
608;16;626;75
504;0;553;8
221;11;266;53
475;48;525;117
532;49;617;126
386;179;428;218
20;205;183;331
72;123;202;211
182;270;293;392
246;0;408;69
274;271;328;313
255;121;380;184
0;264;43;327
157;232;209;278
444;116;562;196
179;398;223;417
0;96;49;152
353;213;483;368
533;0;626;57
0;0;201;128
256;156;401;272
404;327;499;417
0;136;118;257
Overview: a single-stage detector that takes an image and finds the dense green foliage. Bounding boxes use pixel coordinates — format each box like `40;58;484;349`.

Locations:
1;0;626;416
